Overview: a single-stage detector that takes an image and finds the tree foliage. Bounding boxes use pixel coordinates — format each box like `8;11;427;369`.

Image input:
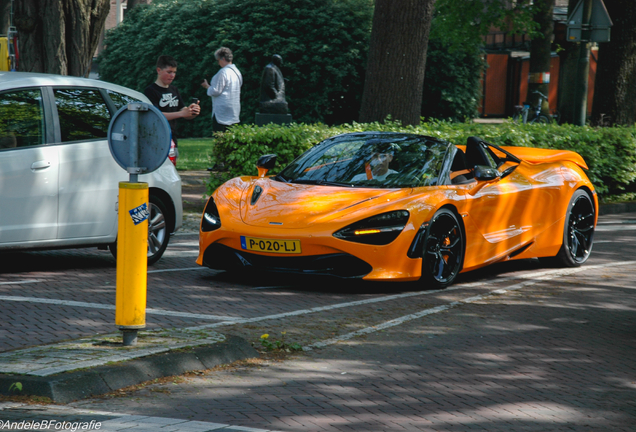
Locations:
431;0;537;52
98;0;373;137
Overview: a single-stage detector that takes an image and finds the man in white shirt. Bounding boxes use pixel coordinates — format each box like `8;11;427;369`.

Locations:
201;47;243;132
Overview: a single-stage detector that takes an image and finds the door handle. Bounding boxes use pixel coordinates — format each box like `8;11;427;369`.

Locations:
31;160;51;170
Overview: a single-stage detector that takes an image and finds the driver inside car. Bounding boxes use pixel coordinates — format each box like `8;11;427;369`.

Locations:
352;149;398;181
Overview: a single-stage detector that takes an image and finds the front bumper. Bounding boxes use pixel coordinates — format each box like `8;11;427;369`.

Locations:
197;224;423;281
201;243;372;278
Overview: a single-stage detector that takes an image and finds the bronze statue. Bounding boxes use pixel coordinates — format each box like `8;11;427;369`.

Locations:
259;54;288;114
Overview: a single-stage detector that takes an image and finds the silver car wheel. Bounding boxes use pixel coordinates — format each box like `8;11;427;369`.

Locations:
148;201;167;256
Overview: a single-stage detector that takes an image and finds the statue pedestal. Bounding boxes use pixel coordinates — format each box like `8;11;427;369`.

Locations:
255;113;293;126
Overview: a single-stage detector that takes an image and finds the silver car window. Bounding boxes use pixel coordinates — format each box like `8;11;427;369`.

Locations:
107;90;142;110
0;88;45;149
53;88;110;142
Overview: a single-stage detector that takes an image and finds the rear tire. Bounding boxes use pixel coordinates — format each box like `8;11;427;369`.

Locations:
108;193;172;266
546;189;595;267
421;209;465;289
147;194;171;265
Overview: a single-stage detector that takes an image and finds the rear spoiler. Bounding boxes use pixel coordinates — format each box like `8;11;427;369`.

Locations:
498;146;589;170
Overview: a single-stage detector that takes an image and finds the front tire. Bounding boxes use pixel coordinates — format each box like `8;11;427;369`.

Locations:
109;193;172;266
421;208;465;289
549;189;595;267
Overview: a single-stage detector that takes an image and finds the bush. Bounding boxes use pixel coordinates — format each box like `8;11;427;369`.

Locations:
208;121;636;196
98;0;373;137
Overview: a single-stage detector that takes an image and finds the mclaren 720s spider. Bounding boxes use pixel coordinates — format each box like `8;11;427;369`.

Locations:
197;132;597;288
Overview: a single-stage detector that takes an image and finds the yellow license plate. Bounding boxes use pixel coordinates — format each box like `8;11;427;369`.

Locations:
240;236;302;254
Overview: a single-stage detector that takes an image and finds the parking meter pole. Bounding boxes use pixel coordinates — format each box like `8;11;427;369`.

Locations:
128;110;139;183
115;182;149;346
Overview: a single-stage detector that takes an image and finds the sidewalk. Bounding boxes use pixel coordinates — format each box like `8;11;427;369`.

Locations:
0;331;255;404
0;403;283;432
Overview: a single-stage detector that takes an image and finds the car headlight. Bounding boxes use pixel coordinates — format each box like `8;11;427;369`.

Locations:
333;210;409;245
201;198;222;232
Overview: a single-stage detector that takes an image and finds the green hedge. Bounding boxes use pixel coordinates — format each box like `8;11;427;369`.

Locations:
208;121;636;197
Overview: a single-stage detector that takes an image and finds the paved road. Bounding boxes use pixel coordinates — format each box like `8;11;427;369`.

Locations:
0;213;634;431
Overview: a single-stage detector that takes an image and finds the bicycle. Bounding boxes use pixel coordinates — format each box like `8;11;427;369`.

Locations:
512;90;553;124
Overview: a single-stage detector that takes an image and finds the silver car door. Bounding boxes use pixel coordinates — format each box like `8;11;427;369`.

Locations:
0;88;59;244
52;87;120;240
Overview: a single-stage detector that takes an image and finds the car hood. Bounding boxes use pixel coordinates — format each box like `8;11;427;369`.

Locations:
235;178;408;229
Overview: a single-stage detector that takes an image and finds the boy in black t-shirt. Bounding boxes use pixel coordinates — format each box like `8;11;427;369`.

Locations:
144;55;200;165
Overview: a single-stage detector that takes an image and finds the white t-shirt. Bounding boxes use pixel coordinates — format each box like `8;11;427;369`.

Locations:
207;64;243;125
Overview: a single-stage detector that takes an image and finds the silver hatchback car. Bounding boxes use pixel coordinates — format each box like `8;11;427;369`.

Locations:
0;72;183;264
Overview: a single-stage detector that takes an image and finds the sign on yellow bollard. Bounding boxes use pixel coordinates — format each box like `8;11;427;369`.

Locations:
115;182;149;345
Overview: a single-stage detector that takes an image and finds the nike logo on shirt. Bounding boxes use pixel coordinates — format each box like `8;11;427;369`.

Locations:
160;94;179;107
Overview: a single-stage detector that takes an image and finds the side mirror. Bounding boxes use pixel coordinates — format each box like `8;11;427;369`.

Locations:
474;165;500;182
256;154;277;178
468;165;501;196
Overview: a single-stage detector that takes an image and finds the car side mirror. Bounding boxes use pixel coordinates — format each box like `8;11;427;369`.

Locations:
468;165;501;196
474;165;500;181
256;154;277;178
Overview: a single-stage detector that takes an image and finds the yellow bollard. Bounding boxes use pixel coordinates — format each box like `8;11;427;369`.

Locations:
115;182;149;345
0;38;9;72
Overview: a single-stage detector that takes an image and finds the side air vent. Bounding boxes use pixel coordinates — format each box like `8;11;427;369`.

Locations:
251;185;263;205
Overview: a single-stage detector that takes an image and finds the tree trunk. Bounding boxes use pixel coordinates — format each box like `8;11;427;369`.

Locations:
527;0;554;115
359;0;436;126
14;0;109;76
590;0;636;126
0;0;11;35
557;0;582;124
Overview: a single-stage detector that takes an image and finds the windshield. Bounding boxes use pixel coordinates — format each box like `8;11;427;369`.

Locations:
276;133;449;188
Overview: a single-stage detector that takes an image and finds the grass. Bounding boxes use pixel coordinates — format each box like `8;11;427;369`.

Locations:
177;138;215;171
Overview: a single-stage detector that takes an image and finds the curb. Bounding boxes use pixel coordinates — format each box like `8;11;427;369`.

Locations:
599;201;636;215
0;335;257;403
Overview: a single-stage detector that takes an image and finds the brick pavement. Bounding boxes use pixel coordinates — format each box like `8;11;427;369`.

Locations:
0;211;633;431
67;266;636;431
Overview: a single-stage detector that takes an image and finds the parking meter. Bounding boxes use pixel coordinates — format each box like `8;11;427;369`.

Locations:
108;103;171;345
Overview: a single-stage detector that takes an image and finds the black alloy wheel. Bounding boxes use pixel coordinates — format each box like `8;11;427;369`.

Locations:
554;189;595;267
421;208;465;289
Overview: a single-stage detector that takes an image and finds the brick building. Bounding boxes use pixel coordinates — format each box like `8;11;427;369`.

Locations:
480;0;599;118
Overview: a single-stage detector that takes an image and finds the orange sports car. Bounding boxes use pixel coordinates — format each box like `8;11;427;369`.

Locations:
197;132;597;288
